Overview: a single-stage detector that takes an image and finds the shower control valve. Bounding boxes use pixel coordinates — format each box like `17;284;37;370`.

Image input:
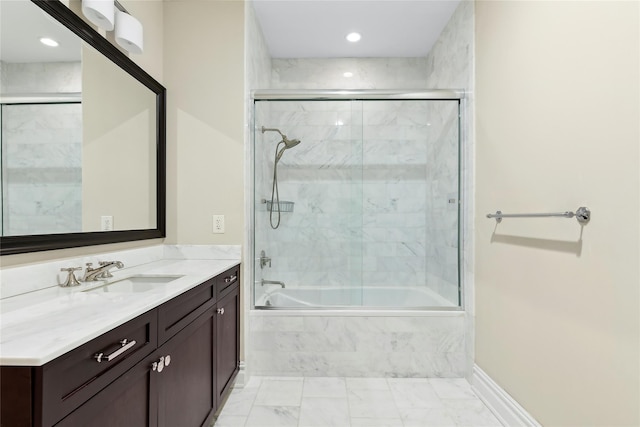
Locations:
259;250;271;269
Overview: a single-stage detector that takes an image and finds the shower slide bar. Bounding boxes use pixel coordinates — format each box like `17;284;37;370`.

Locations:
487;206;591;225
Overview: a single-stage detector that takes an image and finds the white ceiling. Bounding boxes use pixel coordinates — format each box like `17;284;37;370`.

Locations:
1;0;460;63
252;0;461;58
0;0;81;63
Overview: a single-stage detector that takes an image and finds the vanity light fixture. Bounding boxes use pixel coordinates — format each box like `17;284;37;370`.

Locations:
39;37;59;47
114;9;144;54
346;32;361;43
82;0;144;54
81;0;115;31
343;71;354;78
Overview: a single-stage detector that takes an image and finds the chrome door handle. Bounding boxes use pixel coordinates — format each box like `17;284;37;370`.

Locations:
217;308;225;315
152;355;171;372
152;356;165;372
94;339;136;363
224;275;237;284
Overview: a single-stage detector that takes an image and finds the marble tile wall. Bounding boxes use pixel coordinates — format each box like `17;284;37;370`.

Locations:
271;58;428;89
245;1;273;306
2;103;82;235
248;312;467;378
1;61;82;235
0;61;81;94
255;100;366;294
423;0;474;308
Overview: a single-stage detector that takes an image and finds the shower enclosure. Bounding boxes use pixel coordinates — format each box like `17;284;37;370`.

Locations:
253;90;463;309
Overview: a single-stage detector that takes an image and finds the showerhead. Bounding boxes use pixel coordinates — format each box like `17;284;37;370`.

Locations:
262;126;301;162
282;136;301;149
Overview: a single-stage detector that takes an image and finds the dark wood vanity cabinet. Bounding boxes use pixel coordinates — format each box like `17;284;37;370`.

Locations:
156;306;216;427
216;283;240;403
0;265;241;427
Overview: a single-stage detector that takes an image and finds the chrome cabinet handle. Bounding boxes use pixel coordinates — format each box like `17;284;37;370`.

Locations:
224;275;237;284
217;308;225;315
152;355;171;373
94;339;136;363
152;356;165;372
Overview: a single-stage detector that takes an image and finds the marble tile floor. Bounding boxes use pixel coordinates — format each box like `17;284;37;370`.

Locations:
214;377;502;427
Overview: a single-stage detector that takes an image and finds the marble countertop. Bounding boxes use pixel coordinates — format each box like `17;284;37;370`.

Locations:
0;258;240;366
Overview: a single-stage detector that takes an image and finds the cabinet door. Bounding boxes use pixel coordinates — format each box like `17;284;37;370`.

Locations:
157;306;216;427
216;285;240;403
55;352;158;427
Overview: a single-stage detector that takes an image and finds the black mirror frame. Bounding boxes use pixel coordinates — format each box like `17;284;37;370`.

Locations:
0;0;166;256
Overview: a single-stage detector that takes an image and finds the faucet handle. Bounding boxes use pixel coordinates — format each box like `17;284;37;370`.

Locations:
98;261;115;278
60;267;82;287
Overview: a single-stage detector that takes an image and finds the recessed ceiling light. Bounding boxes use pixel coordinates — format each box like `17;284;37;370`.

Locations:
40;37;59;47
343;72;354;78
346;32;361;43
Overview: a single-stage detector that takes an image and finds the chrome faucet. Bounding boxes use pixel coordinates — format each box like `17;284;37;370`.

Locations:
261;279;285;288
82;261;124;281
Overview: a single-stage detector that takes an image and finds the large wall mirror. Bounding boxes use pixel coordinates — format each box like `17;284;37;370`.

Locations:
0;0;166;255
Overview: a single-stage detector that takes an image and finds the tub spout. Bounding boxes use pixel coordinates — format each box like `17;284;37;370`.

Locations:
261;279;285;288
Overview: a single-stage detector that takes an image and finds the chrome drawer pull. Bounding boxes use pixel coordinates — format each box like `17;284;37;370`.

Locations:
217;308;225;315
224;275;237;284
94;339;136;363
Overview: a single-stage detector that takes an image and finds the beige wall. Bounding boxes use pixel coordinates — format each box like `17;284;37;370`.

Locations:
82;45;157;231
123;0;164;84
475;1;639;426
163;0;245;246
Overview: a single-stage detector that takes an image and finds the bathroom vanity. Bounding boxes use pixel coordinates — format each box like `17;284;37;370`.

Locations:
0;260;240;427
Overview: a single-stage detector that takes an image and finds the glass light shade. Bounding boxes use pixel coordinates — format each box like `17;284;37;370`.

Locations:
81;0;115;31
115;10;143;54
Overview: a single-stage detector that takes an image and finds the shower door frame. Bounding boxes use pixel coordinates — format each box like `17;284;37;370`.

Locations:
250;89;468;311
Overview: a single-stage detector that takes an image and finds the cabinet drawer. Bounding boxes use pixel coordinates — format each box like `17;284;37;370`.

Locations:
54;350;158;427
158;277;215;344
216;265;240;300
42;309;157;426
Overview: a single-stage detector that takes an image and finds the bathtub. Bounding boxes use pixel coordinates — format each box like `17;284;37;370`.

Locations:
249;286;467;377
255;286;457;309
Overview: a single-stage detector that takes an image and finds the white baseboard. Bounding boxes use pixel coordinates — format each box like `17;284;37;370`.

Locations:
472;365;541;427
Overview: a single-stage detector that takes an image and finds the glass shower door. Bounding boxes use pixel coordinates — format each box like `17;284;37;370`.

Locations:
253;99;364;308
361;100;460;306
253;96;461;309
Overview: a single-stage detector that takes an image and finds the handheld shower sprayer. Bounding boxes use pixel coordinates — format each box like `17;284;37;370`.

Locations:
261;126;302;229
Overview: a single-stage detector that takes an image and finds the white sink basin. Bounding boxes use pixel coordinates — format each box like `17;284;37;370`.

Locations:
83;275;184;293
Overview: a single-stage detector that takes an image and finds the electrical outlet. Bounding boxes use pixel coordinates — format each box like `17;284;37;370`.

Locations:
101;215;113;231
212;215;225;234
